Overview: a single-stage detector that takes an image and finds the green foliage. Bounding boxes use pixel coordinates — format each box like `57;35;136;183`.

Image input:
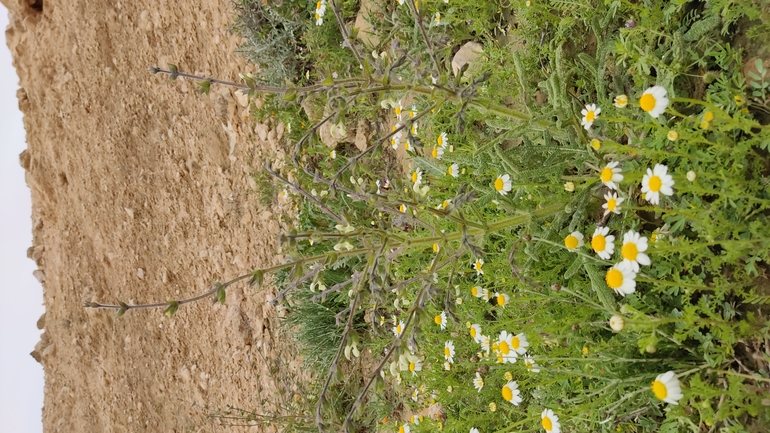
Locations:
230;0;770;431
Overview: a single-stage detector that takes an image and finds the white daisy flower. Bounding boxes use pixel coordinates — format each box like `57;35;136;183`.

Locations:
444;361;451;370
393;321;405;337
620;230;651;272
433;11;441;24
639;86;669;118
447;163;459;178
411;122;418;135
315;14;323;25
330;150;336;159
609;315;624;332
444;341;455;364
471;286;487;299
564;231;584;251
510;332;528;355
472;258;484;275
399;204;407;213
395;100;403;120
469;323;482;343
473;372;484;392
613;94;628;108
502;381;522;405
641;164;675;205
409;359;422;376
410;390;417;402
404;141;414;152
603;191;624;216
651;371;684;405
591;226;615;260
599;161;624;189
523;355;540;373
496;331;518;364
409;105;417;118
480;335;491;354
494;174;512;195
470;429;480;433
434;311;447;330
605;261;637;296
390;124;403;149
437;132;448;148
431;146;444;159
495;292;510;308
581;103;601;130
541;409;561;433
411;169;423;185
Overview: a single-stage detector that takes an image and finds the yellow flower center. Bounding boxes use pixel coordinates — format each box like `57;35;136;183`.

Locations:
315;12;320;20
442;200;450;208
648;175;662;192
704;111;714;122
494;178;504;191
621;242;638;261
526;360;533;370
640;93;656;112
499;341;510;355
412;172;419;183
470;327;477;338
448;165;454;175
511;336;520;350
502;386;513;401
475;261;483;271
606;198;616;211
409;362;416;372
317;1;322;8
592;234;606;252
433;243;439;253
590;139;601;150
444;347;451;358
471;287;479;296
606;268;624;289
542;416;553;431
434;315;442;325
437;135;443;147
652;380;668;400
400;205;406;213
564;235;579;249
399;426;406;433
395;107;401;115
396;324;402;334
585;110;595;122
600;167;613;182
432;147;439;158
668;130;679;141
497;295;506;306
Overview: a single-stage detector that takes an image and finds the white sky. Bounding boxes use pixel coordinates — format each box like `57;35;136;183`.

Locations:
0;7;45;433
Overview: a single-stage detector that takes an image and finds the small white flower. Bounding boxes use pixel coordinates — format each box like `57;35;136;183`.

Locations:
686;170;696;182
473;372;484;392
590;226;615;260
502;381;522;405
471;286;487;299
496;331;518;364
651;371;684;405
333;241;354;251
620;230;651;272
408;358;422;376
444;341;455;363
609;315;625;332
605;261;637;296
472;258;484;275
411;169;423;185
431;146;444;159
335;224;355;234
470;429;480;433
564;231;584;251
613;94;628;108
495;292;510;308
523;355;540;373
564;181;575;192
639;86;670;118
444;361;451;370
447;163;459;178
434;311;447;330
581;103;601;130
541;409;561;433
641;164;675;205
602;191;624;216
469;324;482;343
437;132;448;148
494;174;512;195
599;161;624;190
393;321;405;337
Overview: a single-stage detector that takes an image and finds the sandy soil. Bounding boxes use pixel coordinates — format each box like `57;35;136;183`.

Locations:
2;0;305;431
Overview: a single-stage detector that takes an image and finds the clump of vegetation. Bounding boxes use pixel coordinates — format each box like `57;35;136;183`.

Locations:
91;0;770;431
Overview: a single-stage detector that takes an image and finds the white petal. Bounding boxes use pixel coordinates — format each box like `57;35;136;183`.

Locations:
636;252;651;266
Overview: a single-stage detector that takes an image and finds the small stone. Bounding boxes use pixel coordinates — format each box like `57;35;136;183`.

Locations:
124;207;134;218
32;269;46;283
137;268;145;279
451;42;483;76
36;313;46;330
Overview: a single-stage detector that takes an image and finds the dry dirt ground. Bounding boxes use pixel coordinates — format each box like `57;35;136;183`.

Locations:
2;0;307;431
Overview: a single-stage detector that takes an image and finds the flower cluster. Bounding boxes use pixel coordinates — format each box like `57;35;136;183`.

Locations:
314;0;327;25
